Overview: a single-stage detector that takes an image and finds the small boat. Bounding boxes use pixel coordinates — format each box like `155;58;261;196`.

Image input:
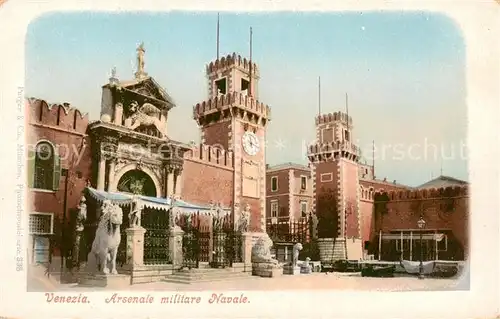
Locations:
400;260;436;275
361;264;395;277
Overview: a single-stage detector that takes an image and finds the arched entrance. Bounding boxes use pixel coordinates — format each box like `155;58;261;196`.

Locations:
117;169;157;197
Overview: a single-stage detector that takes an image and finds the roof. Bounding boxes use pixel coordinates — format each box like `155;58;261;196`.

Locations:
85;187;231;214
266;162;310;173
417;175;468;189
359;177;413;189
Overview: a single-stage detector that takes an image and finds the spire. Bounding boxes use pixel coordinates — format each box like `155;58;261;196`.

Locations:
135;42;148;79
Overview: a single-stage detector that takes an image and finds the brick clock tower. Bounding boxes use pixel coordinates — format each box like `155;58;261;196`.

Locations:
193;53;271;233
308;112;363;260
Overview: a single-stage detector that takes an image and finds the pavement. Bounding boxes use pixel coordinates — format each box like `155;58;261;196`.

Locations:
28;270;463;292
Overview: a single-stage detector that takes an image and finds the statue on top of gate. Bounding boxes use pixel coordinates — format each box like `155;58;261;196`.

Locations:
129;196;142;228
212;202;225;232
238;204;250;233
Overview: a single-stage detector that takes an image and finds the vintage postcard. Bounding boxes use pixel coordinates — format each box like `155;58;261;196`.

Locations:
0;1;499;318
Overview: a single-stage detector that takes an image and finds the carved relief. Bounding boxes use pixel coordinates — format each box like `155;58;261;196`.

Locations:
121;100;166;138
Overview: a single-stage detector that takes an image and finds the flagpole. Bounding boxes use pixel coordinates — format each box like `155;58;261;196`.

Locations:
318;76;321;116
216;13;220;60
249;26;253;97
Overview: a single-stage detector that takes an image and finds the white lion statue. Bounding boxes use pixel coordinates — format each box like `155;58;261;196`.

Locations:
251;234;279;265
86;200;123;275
126;101;166;137
292;243;303;267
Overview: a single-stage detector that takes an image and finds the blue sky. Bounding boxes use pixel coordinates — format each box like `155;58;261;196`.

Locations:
25;11;467;187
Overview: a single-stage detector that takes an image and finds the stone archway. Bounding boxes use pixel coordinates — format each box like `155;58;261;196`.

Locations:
110;163;162;197
116;169;157;197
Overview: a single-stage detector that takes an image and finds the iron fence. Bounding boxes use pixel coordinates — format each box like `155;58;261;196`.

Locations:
142;208;170;265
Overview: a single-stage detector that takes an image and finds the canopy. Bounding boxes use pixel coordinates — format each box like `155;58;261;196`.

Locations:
382;233;446;241
85;187;231;215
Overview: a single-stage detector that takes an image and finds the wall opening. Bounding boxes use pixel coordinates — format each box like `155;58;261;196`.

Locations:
215;78;227;95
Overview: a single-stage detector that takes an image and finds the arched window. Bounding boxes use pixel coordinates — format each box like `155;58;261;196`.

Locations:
29;141;61;191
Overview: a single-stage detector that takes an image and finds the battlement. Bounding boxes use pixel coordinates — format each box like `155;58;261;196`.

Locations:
316;111;352;126
374;185;468;201
307;141;360;158
26;97;89;134
206;53;259;77
193;91;271;121
183;143;234;168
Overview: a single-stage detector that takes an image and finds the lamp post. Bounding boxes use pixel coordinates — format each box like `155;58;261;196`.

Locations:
417;216;426;280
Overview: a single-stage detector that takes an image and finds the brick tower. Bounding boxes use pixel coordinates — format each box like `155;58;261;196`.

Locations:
193;53;271;232
308;112;363;260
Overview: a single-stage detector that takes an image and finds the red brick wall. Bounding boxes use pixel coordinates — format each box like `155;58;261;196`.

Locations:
180;159;234;207
202;121;231;151
360;199;374;244
343;160;360;238
373;187;469;258
27;99;91;222
360;179;410;193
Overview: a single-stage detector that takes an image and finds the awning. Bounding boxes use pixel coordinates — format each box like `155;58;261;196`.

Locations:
382;233;445;241
85;187;231;215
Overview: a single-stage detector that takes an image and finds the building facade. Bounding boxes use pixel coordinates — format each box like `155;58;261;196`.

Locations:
26;46;271;265
265;163;313;223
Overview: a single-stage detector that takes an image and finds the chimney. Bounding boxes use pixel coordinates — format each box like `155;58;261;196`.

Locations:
393;180;396;184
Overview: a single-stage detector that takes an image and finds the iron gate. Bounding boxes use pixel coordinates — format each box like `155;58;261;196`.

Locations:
142;208;170;265
211;216;242;268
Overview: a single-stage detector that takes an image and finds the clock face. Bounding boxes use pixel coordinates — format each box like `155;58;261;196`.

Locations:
242;131;260;156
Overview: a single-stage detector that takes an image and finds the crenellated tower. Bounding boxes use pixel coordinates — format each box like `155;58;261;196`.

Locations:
308;111;363;260
193;53;271;232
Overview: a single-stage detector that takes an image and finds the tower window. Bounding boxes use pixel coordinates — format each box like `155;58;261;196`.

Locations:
345;130;350;142
215;78;227;95
241;78;250;94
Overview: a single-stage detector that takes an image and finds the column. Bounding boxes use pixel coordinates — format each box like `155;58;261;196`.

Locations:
97;156;106;190
410;231;413;261
434;230;438;260
107;158;116;192
168;225;184;268
125;227;146;268
241;232;253;272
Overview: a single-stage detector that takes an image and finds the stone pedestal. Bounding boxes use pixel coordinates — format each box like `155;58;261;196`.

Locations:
79;273;130;288
168;226;184;268
125;227;146;268
300;264;312;274
283;264;301;275
241;233;253;272
252;262;283;278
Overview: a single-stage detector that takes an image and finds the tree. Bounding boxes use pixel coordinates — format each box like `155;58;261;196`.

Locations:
316;187;339;238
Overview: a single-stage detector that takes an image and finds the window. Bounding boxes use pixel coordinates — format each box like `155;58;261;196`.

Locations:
215;78;227;95
345;130;350;142
300;176;307;190
241;78;249;94
300;201;307;217
271;201;278;217
320;173;333;182
271;176;278;192
29;213;54;235
29;141;61;191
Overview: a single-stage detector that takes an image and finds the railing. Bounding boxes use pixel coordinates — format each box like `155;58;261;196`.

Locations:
142;209;170;265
